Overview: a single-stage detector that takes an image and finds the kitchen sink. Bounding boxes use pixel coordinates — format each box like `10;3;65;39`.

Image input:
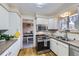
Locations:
55;36;72;41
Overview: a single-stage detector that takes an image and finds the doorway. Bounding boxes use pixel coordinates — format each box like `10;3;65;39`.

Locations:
22;19;33;48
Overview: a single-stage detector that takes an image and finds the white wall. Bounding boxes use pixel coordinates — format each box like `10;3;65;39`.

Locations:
23;23;33;33
20;17;23;49
22;15;35;20
67;33;79;40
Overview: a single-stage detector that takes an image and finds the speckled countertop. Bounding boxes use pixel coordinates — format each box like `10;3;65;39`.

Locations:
51;37;79;48
67;40;79;48
0;40;17;55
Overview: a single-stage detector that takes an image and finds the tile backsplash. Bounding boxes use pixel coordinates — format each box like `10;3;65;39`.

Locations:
67;33;79;40
53;31;79;40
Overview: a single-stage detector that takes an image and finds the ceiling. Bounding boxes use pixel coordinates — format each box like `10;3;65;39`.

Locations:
8;3;78;17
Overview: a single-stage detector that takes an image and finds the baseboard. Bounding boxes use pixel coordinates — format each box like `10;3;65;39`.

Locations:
17;49;21;56
50;49;57;56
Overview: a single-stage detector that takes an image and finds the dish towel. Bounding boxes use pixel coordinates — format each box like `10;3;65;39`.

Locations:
44;40;47;47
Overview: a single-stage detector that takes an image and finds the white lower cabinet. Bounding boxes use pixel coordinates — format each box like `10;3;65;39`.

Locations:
50;39;58;55
57;41;69;56
1;40;20;56
50;38;69;56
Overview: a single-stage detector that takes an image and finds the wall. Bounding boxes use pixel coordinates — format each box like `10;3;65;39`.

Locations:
67;33;79;40
23;23;33;33
0;3;10;10
33;19;36;47
22;15;35;20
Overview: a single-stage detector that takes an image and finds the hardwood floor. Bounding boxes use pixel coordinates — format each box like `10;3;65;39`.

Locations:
18;48;56;56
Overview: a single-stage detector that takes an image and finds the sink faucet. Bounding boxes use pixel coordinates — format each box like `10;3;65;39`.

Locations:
64;30;69;41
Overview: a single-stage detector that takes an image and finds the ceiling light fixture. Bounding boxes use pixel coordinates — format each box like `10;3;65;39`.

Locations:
36;3;45;5
60;12;71;17
36;3;45;8
36;5;43;8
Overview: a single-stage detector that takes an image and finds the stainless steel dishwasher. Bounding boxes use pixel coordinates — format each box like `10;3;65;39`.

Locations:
70;45;79;56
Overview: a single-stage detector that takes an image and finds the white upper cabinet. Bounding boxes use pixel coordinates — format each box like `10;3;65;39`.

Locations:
48;19;58;29
0;5;9;30
36;18;48;25
9;12;21;35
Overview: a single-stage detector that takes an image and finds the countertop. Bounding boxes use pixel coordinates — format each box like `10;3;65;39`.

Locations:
67;40;79;48
0;40;17;55
51;37;79;48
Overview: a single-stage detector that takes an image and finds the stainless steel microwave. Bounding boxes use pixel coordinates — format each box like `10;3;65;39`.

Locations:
36;24;48;31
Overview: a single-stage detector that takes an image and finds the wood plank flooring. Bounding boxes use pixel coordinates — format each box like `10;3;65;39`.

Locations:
18;48;56;56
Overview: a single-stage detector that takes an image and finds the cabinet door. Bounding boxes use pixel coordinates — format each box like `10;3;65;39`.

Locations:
48;19;53;29
50;39;58;55
52;39;58;55
9;12;22;49
50;39;69;56
12;39;20;55
48;19;58;29
0;5;9;30
36;18;48;25
9;12;20;35
50;39;53;50
58;41;69;56
37;41;44;51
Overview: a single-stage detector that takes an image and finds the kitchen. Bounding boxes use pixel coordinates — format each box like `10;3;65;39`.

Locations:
0;3;79;56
